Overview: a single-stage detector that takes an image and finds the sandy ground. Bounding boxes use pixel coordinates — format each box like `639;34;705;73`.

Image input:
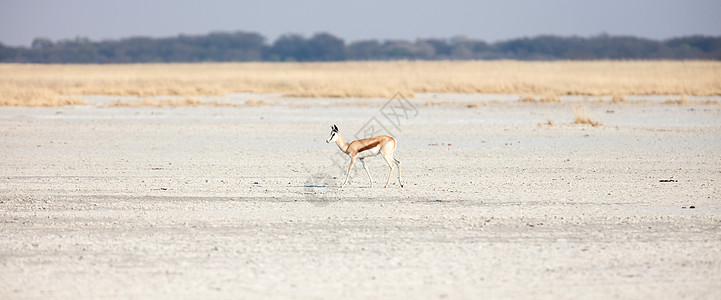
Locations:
1;95;720;299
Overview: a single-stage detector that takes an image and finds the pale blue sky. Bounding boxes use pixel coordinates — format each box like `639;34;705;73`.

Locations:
1;0;720;47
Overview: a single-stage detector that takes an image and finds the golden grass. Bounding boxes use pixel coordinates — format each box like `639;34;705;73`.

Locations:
109;98;265;107
518;94;563;103
0;82;86;106
663;96;689;105
425;100;448;106
537;119;556;127
573;105;601;127
592;94;629;104
1;60;720;106
610;94;628;103
518;95;537;102
111;98;205;107
660;96;721;105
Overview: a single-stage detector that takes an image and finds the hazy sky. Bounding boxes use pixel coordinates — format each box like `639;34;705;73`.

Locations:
1;0;720;47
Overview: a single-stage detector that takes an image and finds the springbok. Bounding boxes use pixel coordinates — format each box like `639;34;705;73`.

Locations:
326;125;403;188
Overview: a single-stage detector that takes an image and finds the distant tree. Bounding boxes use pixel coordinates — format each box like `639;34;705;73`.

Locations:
347;40;383;60
380;41;414;59
496;38;533;59
590;35;662;59
449;36;481;59
665;35;721;59
31;37;53;49
308;33;345;61
413;40;436;59
1;31;720;63
191;31;265;61
0;43;19;61
379;40;435;60
424;38;452;57
268;34;310;61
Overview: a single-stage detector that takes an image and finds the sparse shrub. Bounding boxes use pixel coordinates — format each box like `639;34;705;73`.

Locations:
664;96;689;105
519;94;562;103
210;99;234;106
573;105;601;127
244;98;267;106
518;95;537;102
611;94;627;103
110;97;239;107
425;100;446;106
181;98;203;106
538;95;562;103
111;98;155;107
538;119;556;127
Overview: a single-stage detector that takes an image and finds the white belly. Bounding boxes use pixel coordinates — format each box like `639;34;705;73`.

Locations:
357;146;381;159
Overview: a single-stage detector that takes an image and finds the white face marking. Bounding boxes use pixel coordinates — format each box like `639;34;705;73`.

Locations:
326;131;337;143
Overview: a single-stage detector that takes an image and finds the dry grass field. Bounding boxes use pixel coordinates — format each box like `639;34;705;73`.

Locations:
1;60;720;106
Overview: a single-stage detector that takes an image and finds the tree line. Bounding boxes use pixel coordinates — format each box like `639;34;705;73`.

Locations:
1;31;719;63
